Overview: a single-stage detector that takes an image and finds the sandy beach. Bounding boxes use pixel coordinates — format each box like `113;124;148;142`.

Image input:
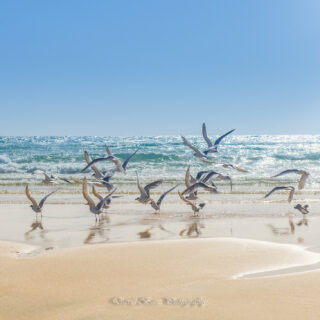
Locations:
0;238;320;320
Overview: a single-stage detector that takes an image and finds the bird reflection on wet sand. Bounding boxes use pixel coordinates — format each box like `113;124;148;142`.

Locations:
137;227;153;239
296;217;308;227
267;218;295;236
179;222;204;237
25;218;46;240
84;215;110;244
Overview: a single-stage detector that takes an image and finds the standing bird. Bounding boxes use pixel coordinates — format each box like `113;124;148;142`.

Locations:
149;185;178;212
25;184;59;214
272;169;310;190
294;204;309;215
82;177;116;220
135;172;163;203
264;186;295;203
178;191;206;215
202;123;235;154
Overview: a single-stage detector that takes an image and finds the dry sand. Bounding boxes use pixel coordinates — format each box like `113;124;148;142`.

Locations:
1;238;320;320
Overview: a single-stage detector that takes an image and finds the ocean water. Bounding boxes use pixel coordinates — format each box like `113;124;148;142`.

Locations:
0;135;320;192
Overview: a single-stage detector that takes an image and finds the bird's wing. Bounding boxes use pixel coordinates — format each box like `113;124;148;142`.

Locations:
82;178;96;208
264;186;287;198
200;171;218;183
105;145;113;156
189;174;197;184
298;173;308;190
181;136;202;156
182;182;204;195
84;150;92;164
178;191;194;206
200;158;218;164
70;177;83;184
288;187;295;203
81;156;114;172
96;188;117;210
197;182;215;190
144;180;163;196
94;182;109;188
214;129;235;146
111;157;123;171
122;148;140;170
272;169;299;178
202;123;213;147
25;185;38;207
233;166;249;173
136;172;148;198
92;185;103;200
39;189;59;208
84;151;102;177
59;177;71;183
157;185;178;206
196;170;210;181
43;172;51;181
185;166;191;188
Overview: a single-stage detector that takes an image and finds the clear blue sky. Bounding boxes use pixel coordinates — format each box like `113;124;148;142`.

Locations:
0;0;320;136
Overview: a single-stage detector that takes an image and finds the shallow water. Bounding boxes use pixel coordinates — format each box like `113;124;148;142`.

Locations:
1;135;320;191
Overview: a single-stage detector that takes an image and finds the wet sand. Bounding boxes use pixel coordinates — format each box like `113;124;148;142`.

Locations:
1;238;320;320
1;191;320;250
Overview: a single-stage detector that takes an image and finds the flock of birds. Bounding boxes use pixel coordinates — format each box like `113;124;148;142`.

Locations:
25;123;311;220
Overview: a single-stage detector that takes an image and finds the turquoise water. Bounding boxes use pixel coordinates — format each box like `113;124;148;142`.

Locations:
0;135;319;190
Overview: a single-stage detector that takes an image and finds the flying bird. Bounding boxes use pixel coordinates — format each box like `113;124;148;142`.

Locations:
181;136;218;163
105;146;140;174
149;185;178;212
25;184;59;214
272;169;310;190
264;186;295;203
135;172;163;203
178;191;206;214
202;123;235;154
